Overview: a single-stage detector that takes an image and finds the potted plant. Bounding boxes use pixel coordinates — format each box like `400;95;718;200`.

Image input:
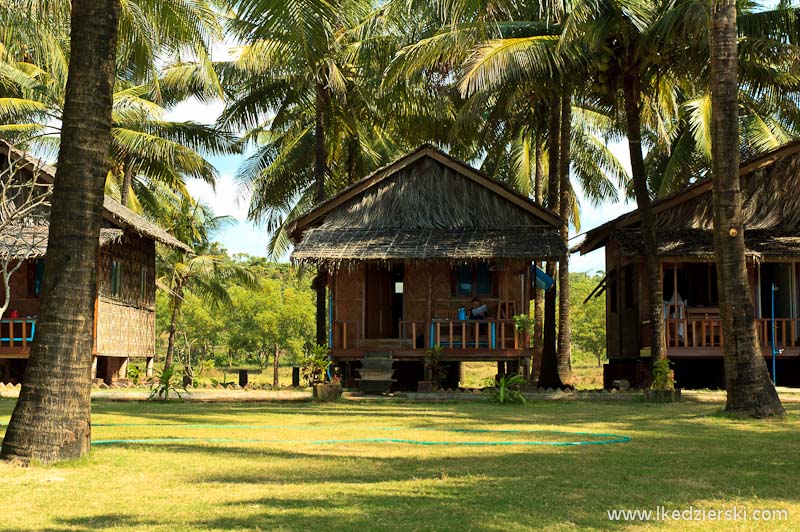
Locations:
643;358;681;402
418;345;446;392
302;344;341;402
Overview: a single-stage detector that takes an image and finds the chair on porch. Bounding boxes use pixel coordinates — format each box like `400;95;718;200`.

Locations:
433;309;459;320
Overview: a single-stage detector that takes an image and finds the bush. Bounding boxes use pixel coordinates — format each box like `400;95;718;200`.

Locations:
486;373;527;405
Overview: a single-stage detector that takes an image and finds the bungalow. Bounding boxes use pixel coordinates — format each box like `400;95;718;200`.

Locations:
577;141;800;389
288;144;565;390
0;141;190;385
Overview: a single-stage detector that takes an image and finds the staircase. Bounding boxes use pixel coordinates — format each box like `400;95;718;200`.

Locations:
357;352;396;394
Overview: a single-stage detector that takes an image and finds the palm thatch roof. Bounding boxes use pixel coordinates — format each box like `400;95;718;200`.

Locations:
0;226;124;260
289;145;565;266
0;140;190;252
577;140;800;259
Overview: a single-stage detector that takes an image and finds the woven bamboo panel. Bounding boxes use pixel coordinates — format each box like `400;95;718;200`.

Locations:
98;233;156;308
96;299;155;358
333;266;363;323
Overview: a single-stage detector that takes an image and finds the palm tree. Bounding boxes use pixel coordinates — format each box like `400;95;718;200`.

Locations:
709;0;784;417
0;0;231;210
0;0;120;465
154;192;256;373
226;0;373;345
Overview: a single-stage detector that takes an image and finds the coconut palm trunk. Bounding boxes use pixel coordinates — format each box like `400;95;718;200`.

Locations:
531;130;545;383
621;62;666;365
314;80;329;346
163;283;184;373
539;96;564;389
120;164;133;206
710;0;783;417
1;0;120;465
557;88;573;388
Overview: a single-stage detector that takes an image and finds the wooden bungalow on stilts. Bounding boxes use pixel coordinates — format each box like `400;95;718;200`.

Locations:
288;145;565;391
0;141;190;385
576;141;800;389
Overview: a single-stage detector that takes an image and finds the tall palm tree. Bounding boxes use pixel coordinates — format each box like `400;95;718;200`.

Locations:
0;0;120;465
0;0;231;199
709;0;784;417
227;0;374;345
154;191;256;373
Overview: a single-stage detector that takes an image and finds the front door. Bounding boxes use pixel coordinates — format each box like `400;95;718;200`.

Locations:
365;265;401;338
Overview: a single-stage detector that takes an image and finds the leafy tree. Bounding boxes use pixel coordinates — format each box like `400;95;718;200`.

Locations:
155;192;255;373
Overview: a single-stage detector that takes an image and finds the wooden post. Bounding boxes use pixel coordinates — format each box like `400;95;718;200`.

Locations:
474;321;479;348
449;321;453;348
412;321;417;350
343;321;348;350
462;322;466;349
425;267;432;349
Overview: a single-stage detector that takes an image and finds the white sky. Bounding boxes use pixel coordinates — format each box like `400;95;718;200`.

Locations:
167;96;635;273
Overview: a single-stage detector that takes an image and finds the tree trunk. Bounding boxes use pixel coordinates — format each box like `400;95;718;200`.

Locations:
163;284;183;373
120;164;133;206
1;0;120;465
621;61;666;365
314;80;329;346
710;0;783;417
273;345;280;387
531;129;545;383
557;88;574;388
539;97;564;389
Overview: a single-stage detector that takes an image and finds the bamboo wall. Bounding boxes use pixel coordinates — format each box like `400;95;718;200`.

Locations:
96;232;156;358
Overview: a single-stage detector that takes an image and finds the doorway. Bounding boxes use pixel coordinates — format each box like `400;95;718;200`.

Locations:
365;264;404;339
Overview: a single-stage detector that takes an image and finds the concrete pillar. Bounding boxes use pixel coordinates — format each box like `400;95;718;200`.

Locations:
118;357;129;379
145;357;154;378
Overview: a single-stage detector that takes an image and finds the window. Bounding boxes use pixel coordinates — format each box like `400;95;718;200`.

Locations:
110;260;122;297
624;264;634;309
609;278;618;314
26;259;45;297
453;263;495;297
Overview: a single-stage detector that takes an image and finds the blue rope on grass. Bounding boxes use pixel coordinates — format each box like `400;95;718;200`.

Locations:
2;423;631;446
86;425;630;446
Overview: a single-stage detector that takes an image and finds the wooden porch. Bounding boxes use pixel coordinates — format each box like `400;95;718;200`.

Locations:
0;317;36;357
331;318;529;361
664;315;800;358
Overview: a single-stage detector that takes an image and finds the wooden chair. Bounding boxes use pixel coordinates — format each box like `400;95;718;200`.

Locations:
433;309;459;320
496;300;517;319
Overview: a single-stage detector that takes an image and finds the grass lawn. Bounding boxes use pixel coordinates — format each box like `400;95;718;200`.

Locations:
0;398;798;531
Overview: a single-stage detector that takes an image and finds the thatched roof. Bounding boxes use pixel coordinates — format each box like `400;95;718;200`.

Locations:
101;196;189;251
0;141;190;252
577;140;800;258
289;145;565;265
0;226;124;260
612;229;800;260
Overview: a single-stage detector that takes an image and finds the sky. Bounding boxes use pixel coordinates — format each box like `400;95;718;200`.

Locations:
167;97;636;273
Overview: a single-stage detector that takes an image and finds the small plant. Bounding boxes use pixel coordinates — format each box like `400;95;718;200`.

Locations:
486;373;527;405
127;365;141;385
425;345;447;388
650;359;676;390
149;366;187;401
513;314;533;334
301;344;332;386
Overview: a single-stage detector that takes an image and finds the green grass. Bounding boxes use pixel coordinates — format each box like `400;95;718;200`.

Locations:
0;398;798;531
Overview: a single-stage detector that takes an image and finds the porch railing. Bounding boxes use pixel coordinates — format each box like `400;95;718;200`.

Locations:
665;317;800;350
332;320;359;350
0;317;37;348
401;319;525;351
